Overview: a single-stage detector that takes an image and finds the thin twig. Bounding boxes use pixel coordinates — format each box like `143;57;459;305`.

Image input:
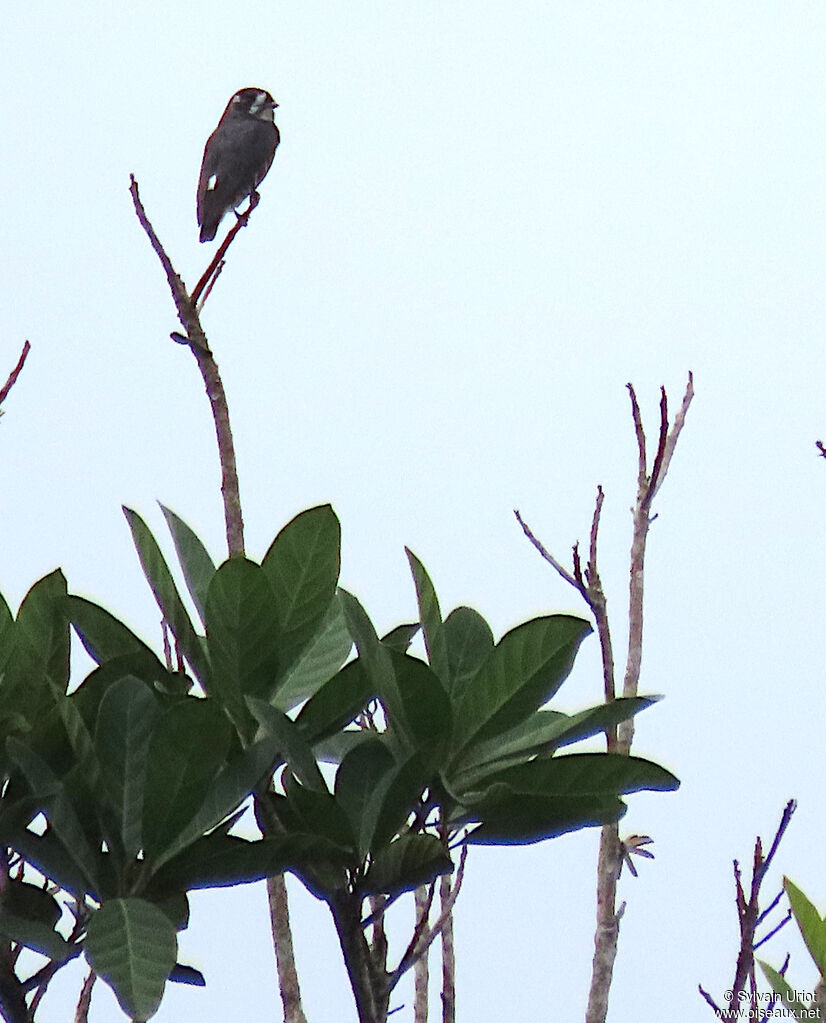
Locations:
73;970;95;1023
129;175;245;556
0;341;31;409
413;888;430;1023
699;801;797;1015
267;875;308;1023
514;509;584;595
389;844;468;992
191;192;260;308
440;872;456;1023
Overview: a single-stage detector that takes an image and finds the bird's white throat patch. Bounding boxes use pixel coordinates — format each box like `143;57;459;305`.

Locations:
249;91;272;119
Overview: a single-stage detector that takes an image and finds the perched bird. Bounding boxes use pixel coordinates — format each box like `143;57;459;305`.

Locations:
196;88;279;243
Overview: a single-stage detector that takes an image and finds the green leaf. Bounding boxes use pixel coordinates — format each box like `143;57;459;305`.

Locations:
454;699;655;786
95;676;160;857
150;832;341;891
1;825;88;900
3;879;61;927
339;590;451;762
123;507;210;686
462;752;679;801
0;908;78;962
405;550;450;683
7;737;100;893
1;571;70;729
464;793;625;845
385;650;451;766
160;505;217;628
453;615;592;753
283;774;355;850
296;659;373;746
370;753;431;851
335;738;395;855
149;734;284;874
66;596;155;664
785;878;826;977
443;606;494;694
85;898;177;1021
362;834;453;897
142;699;231;864
758;960;814;1017
205;559;280;726
247;699;327;793
169;964;206;987
455;753;677;845
380;623;420;653
0;589;13;678
262;505;341;680
275;594;352;711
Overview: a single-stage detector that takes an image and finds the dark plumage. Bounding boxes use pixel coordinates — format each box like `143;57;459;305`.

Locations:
196;88;279;243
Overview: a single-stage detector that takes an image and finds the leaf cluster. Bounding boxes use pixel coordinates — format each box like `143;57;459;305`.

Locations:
0;504;678;1020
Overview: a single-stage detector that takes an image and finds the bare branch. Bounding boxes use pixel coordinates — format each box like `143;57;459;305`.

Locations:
652;372;695;501
129;175;245;557
514;508;584;594
73;970;95;1023
191;191;260;307
267;875;308;1023
389;844;468;992
0;341;31;409
700;801;797;1014
440;872;456;1023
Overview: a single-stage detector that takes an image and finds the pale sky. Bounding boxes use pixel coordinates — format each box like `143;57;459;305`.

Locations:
4;3;826;1021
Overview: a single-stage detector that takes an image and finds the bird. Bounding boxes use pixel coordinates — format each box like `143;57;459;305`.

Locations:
196;88;280;243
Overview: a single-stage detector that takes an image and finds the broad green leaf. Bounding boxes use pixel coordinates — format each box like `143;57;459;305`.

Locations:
0;589;15;678
385;650;451;766
339;593;451;764
381;623;420;653
296;659;373;746
205;559;280;725
1;571;70;728
460;753;679;803
262;505;341;680
247;699;327;793
160;505;216;628
95;676;160;857
6;737;100;893
148;734;284;873
150;832;342;891
361;834;453;897
3;879;61;927
464;793;625;845
454;698;655;786
759;960;814;1017
0;909;78;962
274;594;352;711
169;964;206;987
339;590;396;705
142;698;231;863
66;596;154;664
1;825;88;900
785;878;826;977
443;606;494;694
405;549;450;683
283;774;355;850
335;738;395;855
370;753;432;851
453;615;592;753
123;507;210;686
85;898;177;1021
311;729;373;765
